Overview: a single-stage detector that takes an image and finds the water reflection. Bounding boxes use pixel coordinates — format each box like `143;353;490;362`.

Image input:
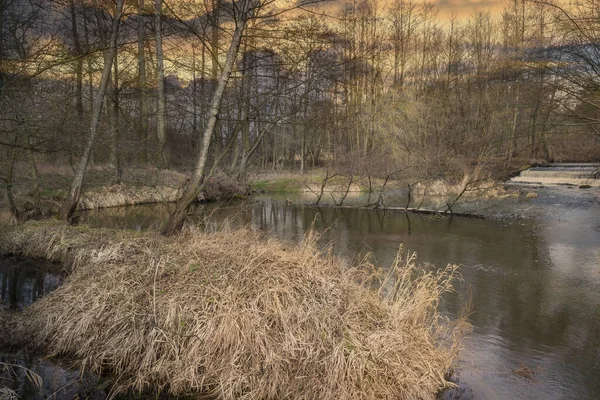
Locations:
79;196;600;399
0;258;63;311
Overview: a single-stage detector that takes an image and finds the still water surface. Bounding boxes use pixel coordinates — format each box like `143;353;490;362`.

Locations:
0;258;63;311
5;188;599;399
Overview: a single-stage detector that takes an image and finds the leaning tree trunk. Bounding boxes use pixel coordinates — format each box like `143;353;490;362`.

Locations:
162;0;250;236
59;0;124;222
238;126;269;181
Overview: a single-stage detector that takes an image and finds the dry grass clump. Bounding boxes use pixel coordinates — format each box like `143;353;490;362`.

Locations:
203;172;252;201
2;221;462;399
78;174;252;210
77;184;180;210
0;388;18;400
0;221;136;269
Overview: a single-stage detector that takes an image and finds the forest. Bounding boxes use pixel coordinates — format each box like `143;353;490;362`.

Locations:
1;0;599;227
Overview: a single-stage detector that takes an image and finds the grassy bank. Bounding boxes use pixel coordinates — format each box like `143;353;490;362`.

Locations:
1;163;250;219
1;221;462;399
248;171;521;199
249;171;533;216
77;184;180;210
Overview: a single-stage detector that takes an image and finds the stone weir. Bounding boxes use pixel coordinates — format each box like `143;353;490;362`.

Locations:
509;163;600;187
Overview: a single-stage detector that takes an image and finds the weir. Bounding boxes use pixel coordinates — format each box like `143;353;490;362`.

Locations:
509;163;600;186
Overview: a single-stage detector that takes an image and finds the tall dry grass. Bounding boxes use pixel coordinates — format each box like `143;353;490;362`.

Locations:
77;184;180;210
1;221;463;399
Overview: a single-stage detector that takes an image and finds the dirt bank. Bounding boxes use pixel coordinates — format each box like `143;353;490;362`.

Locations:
1;221;463;399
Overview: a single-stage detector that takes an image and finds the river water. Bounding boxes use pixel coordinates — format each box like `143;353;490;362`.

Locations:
3;187;599;399
0;257;63;311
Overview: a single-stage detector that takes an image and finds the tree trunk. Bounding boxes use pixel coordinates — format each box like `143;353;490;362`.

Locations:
110;51;121;181
229;96;245;172
26;136;40;209
230;137;240;171
238;121;273;182
59;0;124;222
69;0;83;165
107;51;118;171
4;146;20;221
300;125;305;175
506;84;520;167
138;0;149;165
83;13;94;161
199;41;206;151
191;45;198;150
210;0;220;78
0;0;4;77
155;0;168;167
210;0;222;154
70;0;83;117
162;0;250;236
272;130;276;171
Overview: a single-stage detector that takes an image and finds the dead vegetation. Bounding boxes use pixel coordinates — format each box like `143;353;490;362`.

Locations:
1;163;250;221
77;184;180;210
202;172;252;201
1;221;463;399
76;173;250;210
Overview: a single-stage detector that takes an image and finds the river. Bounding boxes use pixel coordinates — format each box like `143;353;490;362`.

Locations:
2;186;600;399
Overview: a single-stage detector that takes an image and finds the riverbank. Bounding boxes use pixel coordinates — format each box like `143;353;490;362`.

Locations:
250;170;399;194
249;171;548;219
0;221;463;399
1;163;250;221
4;183;596;399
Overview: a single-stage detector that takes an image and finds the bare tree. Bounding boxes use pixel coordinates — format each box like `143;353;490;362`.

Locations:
138;0;150;165
155;0;168;166
59;0;124;222
162;0;252;235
